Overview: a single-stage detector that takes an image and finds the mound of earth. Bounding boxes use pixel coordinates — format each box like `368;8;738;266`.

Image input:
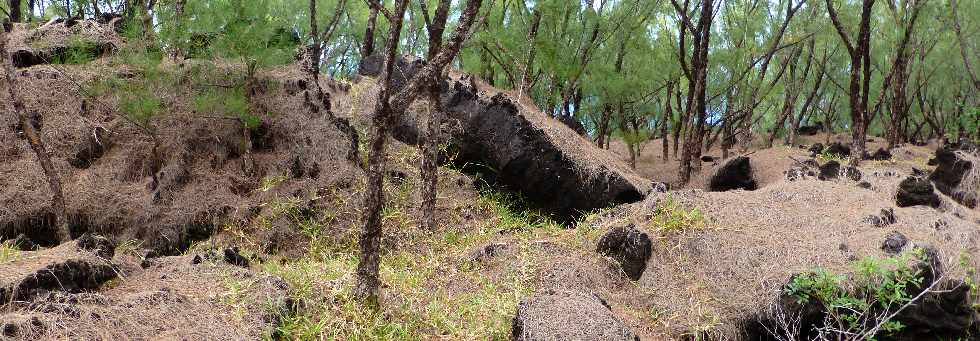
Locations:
356;57;652;221
4;20;119;68
512;289;639;341
589;162;980;338
1;247;290;339
1;237;115;303
2;23;361;256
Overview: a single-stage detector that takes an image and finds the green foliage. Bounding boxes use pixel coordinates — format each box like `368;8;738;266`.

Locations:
192;87;260;128
785;251;930;338
817;149;849;163
478;189;558;232
649;196;708;233
120;88;163;125
0;240;21;263
51;36;102;65
161;0;299;67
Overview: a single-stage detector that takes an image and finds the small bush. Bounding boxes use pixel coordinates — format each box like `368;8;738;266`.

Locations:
784;250;930;338
649;196;707;233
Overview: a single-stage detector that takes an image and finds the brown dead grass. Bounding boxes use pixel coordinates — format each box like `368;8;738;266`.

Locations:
2;253;289;340
592;171;980;337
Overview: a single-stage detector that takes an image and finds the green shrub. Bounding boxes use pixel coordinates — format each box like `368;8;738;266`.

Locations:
784;250;930;338
649;196;707;233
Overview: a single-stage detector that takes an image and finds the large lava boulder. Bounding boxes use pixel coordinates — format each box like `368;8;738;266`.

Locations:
895;280;979;338
596;224;652;281
824;142;851;157
896;176;941;208
709;156;757;191
0;240;117;303
360;61;652;221
928;148;977;208
864;148;893;161
512;290;639;341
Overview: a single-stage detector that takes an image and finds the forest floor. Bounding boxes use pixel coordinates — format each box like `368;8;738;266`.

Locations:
2;21;979;340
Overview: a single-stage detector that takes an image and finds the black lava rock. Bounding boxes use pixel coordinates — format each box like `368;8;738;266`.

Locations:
709;156;758;191
596;225;652;281
896;176;941;208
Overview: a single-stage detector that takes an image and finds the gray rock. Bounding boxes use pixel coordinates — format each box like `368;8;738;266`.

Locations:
512;290;639;341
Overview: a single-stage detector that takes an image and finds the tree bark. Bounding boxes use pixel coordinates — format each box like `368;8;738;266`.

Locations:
662;81;674;161
518;9;542;95
8;0;22;22
1;27;72;243
356;0;484;303
417;0;452;232
355;0;412;305
826;0;875;162
361;6;379;58
674;0;713;183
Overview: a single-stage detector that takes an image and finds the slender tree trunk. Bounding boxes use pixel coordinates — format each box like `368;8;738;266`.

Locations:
676;0;713;183
356;0;483;303
361;6;379;58
518;9;542;95
27;0;35;22
672;86;683;159
168;0;186;62
1;27;72;243
140;0;154;39
951;0;980;91
355;0;411;304
418;0;452;232
827;0;875;162
662;81;674;161
596;104;611;147
8;0;22;22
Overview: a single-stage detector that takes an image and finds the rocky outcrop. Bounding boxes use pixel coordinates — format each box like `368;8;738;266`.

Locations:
0;239;116;304
359;60;652;221
709;156;757;191
512;290;639;341
797;122;823;136
928;148;977;209
596;224;652;281
824;142;851;157
896;176;941;208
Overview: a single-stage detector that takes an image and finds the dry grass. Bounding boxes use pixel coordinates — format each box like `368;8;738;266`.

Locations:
593;172;980;338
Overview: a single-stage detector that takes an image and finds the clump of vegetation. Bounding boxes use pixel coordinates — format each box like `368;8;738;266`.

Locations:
648;196;708;233
816;149;850;164
478;188;558;232
51;35;103;65
253;182;546;339
0;240;21;263
783;249;934;339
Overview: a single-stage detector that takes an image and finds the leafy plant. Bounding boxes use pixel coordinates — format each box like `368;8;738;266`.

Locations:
0;240;21;263
649;196;707;233
784;251;930;339
51;36;102;65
